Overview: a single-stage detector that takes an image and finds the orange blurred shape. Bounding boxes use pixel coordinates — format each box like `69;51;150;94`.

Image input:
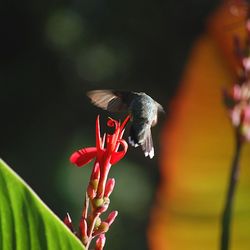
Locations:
148;1;250;250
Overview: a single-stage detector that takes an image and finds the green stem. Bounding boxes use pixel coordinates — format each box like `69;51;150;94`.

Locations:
220;132;243;250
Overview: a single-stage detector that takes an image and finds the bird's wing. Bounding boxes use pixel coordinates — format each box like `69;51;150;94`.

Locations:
86;90;133;112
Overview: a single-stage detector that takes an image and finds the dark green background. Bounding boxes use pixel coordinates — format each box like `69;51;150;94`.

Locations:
1;1;220;249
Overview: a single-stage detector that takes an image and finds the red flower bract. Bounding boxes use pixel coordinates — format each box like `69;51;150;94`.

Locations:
70;147;97;167
70;115;129;167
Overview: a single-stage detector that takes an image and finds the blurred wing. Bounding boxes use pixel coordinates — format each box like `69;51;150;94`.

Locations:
86;90;129;112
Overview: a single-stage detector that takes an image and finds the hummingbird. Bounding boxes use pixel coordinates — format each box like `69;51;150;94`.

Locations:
86;90;164;159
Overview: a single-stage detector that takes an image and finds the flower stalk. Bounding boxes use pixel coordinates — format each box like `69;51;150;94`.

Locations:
65;115;130;249
220;131;243;250
221;5;250;249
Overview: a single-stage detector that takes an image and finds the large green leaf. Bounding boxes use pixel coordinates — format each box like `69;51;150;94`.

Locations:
0;159;85;250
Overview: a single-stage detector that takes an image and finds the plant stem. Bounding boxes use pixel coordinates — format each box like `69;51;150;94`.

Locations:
220;132;243;250
85;213;100;250
82;193;89;219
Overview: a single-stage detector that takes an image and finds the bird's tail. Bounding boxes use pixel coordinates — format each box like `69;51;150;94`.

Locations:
128;125;154;159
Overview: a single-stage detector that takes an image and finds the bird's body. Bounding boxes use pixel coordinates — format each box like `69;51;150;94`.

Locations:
87;90;164;159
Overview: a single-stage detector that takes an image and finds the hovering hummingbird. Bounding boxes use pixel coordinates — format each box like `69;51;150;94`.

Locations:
86;90;164;159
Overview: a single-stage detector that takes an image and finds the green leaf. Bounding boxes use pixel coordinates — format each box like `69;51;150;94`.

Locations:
0;159;85;250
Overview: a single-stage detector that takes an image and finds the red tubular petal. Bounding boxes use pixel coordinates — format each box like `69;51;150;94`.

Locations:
101;133;106;149
106;134;115;153
106;134;112;145
96;115;102;151
107;117;118;129
117;115;130;143
96;116;106;161
110;139;128;165
120;115;131;132
91;162;100;180
70;147;97;167
106;117;121;153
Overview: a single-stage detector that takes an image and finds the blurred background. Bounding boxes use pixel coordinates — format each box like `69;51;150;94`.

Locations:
1;0;250;249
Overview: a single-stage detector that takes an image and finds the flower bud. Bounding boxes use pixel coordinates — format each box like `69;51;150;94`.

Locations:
94;217;102;229
87;184;96;199
93;198;104;208
232;84;242;100
95;234;106;250
95;197;110;213
241;123;250;141
105;211;118;226
93;222;109;236
91;163;100;181
79;217;88;244
104;178;115;197
100;222;109;233
64;212;74;232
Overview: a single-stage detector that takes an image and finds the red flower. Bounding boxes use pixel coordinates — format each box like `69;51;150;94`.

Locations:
70;115;129;167
70;115;130;199
68;115;129;249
